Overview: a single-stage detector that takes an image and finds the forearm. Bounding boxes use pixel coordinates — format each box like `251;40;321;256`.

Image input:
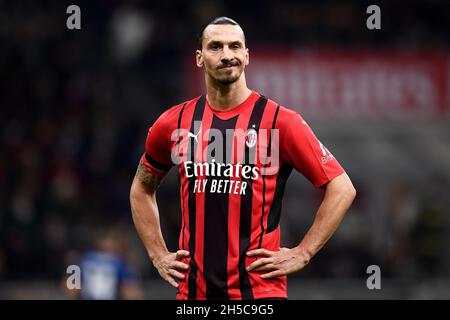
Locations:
130;162;190;288
130;169;168;262
294;173;356;261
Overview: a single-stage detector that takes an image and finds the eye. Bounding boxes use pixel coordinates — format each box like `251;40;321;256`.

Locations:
231;43;241;49
209;43;221;50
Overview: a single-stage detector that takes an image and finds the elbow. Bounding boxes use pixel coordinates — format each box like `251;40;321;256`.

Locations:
348;184;357;201
129;178;155;205
343;180;357;203
129;179;138;201
129;178;143;206
129;182;138;210
330;173;356;202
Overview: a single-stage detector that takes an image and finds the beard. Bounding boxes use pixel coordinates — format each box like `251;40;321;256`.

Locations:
203;58;244;85
216;73;240;85
211;66;242;85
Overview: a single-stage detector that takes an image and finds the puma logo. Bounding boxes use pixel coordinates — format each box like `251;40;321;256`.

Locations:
188;129;201;143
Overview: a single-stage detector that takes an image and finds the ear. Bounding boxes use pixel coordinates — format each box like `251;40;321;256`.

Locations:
245;48;249;66
196;50;203;68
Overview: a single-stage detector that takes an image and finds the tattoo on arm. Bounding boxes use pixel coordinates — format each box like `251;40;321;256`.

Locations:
135;161;164;193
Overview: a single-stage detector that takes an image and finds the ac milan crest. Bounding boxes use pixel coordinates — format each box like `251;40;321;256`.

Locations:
245;128;257;148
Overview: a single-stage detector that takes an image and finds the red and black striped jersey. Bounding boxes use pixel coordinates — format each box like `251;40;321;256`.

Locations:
141;91;344;300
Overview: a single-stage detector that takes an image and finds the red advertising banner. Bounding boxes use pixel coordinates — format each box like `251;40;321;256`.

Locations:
186;49;450;120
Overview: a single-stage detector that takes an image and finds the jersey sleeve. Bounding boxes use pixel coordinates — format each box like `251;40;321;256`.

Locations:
280;112;345;188
140;109;176;176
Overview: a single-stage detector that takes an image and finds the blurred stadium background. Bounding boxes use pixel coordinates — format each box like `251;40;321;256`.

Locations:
1;0;449;299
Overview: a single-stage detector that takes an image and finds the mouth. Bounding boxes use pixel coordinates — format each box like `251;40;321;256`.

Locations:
218;64;239;70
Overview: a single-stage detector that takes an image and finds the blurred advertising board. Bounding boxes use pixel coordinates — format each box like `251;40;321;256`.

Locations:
186;49;450;120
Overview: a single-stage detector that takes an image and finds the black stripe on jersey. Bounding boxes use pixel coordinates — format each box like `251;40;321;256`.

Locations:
266;164;293;233
267;105;280;158
238;96;268;300
258;105;280;247
144;153;172;172
187;96;206;300
203;114;238;300
177;104;187;251
175;104;187;163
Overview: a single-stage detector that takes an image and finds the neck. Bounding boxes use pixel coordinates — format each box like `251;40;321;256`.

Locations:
205;73;253;110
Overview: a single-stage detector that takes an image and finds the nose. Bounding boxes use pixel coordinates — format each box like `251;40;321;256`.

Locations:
220;46;234;63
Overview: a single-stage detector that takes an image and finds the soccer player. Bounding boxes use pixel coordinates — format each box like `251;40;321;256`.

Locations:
130;17;356;300
78;226;143;300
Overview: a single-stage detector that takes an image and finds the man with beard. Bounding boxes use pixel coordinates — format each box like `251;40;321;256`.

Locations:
130;17;356;300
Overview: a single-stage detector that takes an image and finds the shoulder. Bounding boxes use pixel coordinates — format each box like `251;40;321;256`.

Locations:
276;105;302;128
152;96;202;126
260;95;302;129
